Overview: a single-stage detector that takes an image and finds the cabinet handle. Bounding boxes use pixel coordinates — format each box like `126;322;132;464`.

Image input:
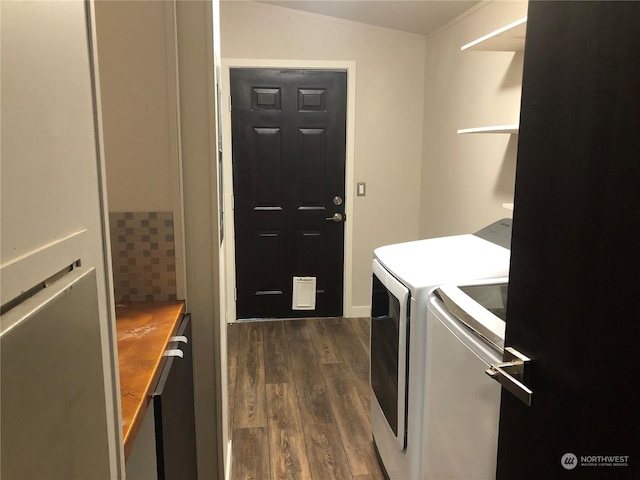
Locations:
163;349;183;358
169;335;188;344
485;347;532;406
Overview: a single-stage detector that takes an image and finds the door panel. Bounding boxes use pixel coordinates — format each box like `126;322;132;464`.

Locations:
231;68;347;319
297;231;322;273
254;232;286;295
298;128;327;205
253;127;283;206
1;269;111;479
497;2;640;478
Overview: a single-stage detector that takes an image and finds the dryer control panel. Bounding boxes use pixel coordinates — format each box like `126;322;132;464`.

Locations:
474;218;512;250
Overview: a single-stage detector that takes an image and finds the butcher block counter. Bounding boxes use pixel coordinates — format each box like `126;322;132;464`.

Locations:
116;301;185;459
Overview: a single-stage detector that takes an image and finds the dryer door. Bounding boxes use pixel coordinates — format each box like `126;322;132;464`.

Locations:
370;259;410;451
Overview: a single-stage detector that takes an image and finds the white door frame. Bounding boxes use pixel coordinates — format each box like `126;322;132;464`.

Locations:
220;59;357;322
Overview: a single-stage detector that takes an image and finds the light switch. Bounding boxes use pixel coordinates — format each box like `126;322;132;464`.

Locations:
357;182;366;196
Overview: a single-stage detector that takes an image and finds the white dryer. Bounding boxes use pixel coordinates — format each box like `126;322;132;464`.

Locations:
370;219;512;480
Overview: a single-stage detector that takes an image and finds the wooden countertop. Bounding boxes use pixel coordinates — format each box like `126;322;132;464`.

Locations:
116;301;185;460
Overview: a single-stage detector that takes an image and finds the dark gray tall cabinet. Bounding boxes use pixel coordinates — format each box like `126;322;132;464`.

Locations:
496;2;640;478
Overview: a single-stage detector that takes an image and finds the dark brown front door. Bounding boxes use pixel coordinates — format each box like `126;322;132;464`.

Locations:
497;2;640;478
230;68;347;319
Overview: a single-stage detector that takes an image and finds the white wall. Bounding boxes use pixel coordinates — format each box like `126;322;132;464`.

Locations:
420;1;528;238
220;1;426;311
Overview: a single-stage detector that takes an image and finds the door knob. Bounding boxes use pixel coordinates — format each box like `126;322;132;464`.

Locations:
325;213;343;222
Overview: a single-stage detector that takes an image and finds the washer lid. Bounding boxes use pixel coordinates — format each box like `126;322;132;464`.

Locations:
434;279;508;351
374;234;510;300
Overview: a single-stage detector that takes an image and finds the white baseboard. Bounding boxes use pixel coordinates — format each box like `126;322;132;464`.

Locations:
345;305;370;318
225;439;232;480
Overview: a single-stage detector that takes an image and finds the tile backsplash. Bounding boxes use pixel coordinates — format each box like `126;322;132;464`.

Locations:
109;212;177;303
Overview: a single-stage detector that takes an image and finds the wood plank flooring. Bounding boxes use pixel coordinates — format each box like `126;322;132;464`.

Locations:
227;317;385;480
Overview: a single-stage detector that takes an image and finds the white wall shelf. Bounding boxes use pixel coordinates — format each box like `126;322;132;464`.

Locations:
457;125;519;135
459;15;526;214
461;17;527;52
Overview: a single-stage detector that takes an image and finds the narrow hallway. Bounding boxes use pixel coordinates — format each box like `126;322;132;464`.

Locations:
227;317;384;479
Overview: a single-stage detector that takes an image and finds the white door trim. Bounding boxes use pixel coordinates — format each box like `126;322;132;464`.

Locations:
220;58;357;322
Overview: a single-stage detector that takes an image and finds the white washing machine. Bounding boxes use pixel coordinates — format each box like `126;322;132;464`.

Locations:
370;220;512;480
423;279;508;479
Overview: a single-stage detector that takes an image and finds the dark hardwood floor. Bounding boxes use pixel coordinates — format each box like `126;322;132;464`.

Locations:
227;317;385;480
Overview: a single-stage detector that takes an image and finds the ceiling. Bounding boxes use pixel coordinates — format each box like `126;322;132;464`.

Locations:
257;0;482;37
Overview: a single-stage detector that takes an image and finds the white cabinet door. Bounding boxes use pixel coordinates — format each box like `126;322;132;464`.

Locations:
1;1;122;478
